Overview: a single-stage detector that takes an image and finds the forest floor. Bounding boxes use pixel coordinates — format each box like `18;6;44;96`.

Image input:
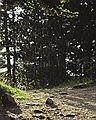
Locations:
0;85;96;120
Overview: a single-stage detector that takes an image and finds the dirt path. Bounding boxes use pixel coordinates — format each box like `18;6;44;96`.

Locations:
1;86;96;120
47;86;96;112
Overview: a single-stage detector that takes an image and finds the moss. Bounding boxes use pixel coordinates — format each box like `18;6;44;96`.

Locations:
0;81;30;100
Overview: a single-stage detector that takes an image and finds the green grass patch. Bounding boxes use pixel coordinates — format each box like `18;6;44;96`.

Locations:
0;81;30;100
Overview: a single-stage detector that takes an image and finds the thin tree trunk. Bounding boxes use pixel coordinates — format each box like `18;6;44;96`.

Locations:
5;3;11;82
12;10;16;86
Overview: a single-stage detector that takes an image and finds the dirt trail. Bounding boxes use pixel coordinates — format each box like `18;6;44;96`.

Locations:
1;86;96;120
47;86;96;112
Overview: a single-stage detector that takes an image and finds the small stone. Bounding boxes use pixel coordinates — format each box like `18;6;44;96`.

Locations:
26;102;32;105
32;114;45;119
59;113;64;116
47;116;52;120
9;116;16;120
65;114;75;117
92;116;96;118
18;114;23;119
38;115;45;119
8;114;18;120
50;95;54;98
32;114;37;117
31;103;41;106
60;92;68;95
46;98;57;108
34;109;43;113
24;105;29;109
46;98;54;105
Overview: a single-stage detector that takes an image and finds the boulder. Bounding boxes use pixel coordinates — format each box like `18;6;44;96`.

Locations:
1;93;17;107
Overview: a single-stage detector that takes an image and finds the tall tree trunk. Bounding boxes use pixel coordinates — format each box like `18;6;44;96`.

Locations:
4;3;11;82
12;42;16;85
12;10;16;86
59;16;66;83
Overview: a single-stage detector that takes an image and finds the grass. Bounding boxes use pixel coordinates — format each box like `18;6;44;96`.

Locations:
0;81;30;100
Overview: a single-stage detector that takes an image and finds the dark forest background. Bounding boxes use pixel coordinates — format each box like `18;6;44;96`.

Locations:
0;0;96;89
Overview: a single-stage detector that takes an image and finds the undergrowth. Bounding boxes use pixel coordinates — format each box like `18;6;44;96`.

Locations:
58;77;94;88
0;81;29;100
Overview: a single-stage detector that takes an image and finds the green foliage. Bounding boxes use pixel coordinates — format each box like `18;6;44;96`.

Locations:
41;0;79;17
0;81;29;100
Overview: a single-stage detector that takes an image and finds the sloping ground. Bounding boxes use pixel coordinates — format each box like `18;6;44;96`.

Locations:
1;86;96;120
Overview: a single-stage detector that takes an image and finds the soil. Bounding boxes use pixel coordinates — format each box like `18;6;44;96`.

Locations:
0;85;96;120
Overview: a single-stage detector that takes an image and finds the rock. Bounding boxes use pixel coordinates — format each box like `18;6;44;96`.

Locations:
26;102;32;105
60;92;68;95
33;114;45;119
9;116;16;120
32;114;37;117
18;115;23;119
24;105;29;109
8;113;18;120
46;98;57;108
92;116;96;118
47;117;52;120
65;114;75;117
34;109;43;114
73;83;88;89
46;98;54;105
1;93;17;107
38;115;45;119
68;87;72;90
50;95;54;98
26;103;41;106
59;113;64;116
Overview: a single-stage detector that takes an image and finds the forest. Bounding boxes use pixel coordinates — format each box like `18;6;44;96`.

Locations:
0;0;96;119
0;0;96;88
